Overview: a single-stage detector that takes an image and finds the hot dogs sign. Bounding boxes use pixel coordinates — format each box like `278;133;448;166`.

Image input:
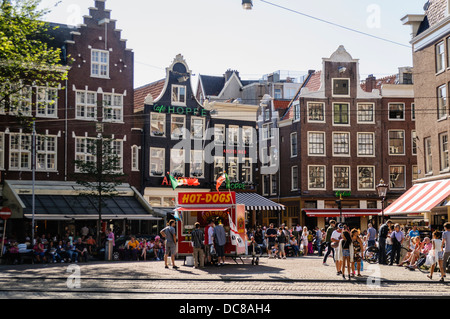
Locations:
178;192;235;205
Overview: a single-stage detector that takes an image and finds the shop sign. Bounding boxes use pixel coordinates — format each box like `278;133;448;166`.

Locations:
178;191;236;205
199;210;229;222
335;191;351;198
223;149;247;155
153;104;207;117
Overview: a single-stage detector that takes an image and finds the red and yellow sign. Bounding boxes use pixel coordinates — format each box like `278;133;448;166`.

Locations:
178;192;236;205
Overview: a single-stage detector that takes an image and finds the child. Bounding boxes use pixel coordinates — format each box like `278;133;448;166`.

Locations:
338;230;354;280
271;242;279;258
427;230;445;282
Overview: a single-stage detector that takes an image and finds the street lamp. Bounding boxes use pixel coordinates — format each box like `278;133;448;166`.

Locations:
242;0;253;10
335;194;343;223
376;179;389;223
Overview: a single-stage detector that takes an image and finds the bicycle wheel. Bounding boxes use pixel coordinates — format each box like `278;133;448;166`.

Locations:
364;246;379;264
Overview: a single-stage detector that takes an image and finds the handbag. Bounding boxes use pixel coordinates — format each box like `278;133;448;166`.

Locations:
210;245;216;255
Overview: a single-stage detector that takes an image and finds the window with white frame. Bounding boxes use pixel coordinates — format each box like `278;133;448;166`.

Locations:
227;157;238;181
389;130;405;155
388;103;405;120
264;107;270;121
170;149;185;177
437;84;447;119
308;165;325;190
76;90;97;120
150;113;166;137
242;126;253;146
91;49;109;78
389;165;405;189
227;125;239;146
214;157;225;181
440;133;449;171
171;85;186;105
333;132;350;156
190;150;204;177
103;93;123;122
290;132;297;157
260;147;268;166
436;41;445;73
36;135;57;171
262;123;273;140
333;103;349;125
241;158;252;182
131;145;139;171
9;133;31;170
150;147;165;176
425;137;432;174
332;79;350;96
271;174;277;195
214;125;225;145
269;146;277;167
333;166;350;190
171;115;185;139
36;87;58;118
357;132;375;156
308;102;325;122
357;103;375;123
75;137;96;171
274;88;282;99
291;166;298;191
262;174;270;195
308;132;325;156
191;117;205;140
412;131;417;155
108;139;123;172
357;166;375;190
9;86;32;117
293;102;300;122
0;133;4;170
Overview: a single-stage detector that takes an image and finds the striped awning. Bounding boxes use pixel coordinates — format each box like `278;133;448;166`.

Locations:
383;179;450;216
304;208;381;218
235;193;285;211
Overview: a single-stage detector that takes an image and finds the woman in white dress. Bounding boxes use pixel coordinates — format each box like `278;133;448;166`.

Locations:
427;230;445;282
301;226;309;256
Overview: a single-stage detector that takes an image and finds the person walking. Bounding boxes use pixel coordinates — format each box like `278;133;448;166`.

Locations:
378;220;392;265
338;230;354;280
191;222;205;269
265;223;277;258
367;223;377;247
442;222;450;272
301;226;309;256
389;223;404;266
277;224;288;259
323;220;336;264
427;230;445;282
213;220;227;266
161;219;178;269
332;223;344;275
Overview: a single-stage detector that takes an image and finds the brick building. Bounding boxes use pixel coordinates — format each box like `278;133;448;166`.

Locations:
259;46;416;231
0;0;158;240
388;0;450;228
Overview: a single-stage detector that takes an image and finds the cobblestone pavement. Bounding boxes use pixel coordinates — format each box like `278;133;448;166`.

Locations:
0;255;448;299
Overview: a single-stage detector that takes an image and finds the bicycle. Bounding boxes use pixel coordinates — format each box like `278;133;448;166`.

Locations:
364;244;408;265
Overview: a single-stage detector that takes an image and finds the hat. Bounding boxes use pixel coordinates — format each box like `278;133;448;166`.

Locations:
337;223;344;229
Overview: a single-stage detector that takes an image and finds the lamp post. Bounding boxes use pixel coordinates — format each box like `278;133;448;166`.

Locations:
376;179;388;223
336;194;343;223
242;0;253;10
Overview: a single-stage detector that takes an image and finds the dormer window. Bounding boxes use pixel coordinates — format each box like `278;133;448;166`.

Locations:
91;49;109;78
171;85;186;105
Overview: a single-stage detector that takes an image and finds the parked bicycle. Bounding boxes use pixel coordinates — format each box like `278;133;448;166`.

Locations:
364;244;408;265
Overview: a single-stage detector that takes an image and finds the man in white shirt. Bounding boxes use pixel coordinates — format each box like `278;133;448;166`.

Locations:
331;224;343;275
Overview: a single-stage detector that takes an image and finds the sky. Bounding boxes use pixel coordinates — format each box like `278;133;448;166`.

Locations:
37;0;427;89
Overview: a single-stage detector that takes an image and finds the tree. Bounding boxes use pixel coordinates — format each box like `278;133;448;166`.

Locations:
0;0;68;127
73;136;127;246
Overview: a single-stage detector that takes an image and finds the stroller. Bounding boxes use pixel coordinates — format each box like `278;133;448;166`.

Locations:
250;240;263;265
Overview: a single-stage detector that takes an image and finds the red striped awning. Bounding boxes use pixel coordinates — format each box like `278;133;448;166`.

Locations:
304;209;381;218
384;179;450;215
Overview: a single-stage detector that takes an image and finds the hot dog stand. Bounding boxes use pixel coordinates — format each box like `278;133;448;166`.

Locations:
174;191;246;258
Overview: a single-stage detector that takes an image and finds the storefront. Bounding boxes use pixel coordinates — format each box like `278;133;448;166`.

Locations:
302;208;381;231
1;180;162;240
382;179;450;231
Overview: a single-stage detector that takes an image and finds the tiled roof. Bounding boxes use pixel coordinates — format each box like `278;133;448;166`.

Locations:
199;74;225;97
360;74;397;92
304;71;321;92
134;79;165;113
273;100;291;111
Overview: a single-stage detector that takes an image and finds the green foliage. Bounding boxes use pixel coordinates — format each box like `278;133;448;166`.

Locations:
0;0;68;126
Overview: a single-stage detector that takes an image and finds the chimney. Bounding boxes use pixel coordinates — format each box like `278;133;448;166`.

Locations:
364;74;377;92
224;69;239;82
